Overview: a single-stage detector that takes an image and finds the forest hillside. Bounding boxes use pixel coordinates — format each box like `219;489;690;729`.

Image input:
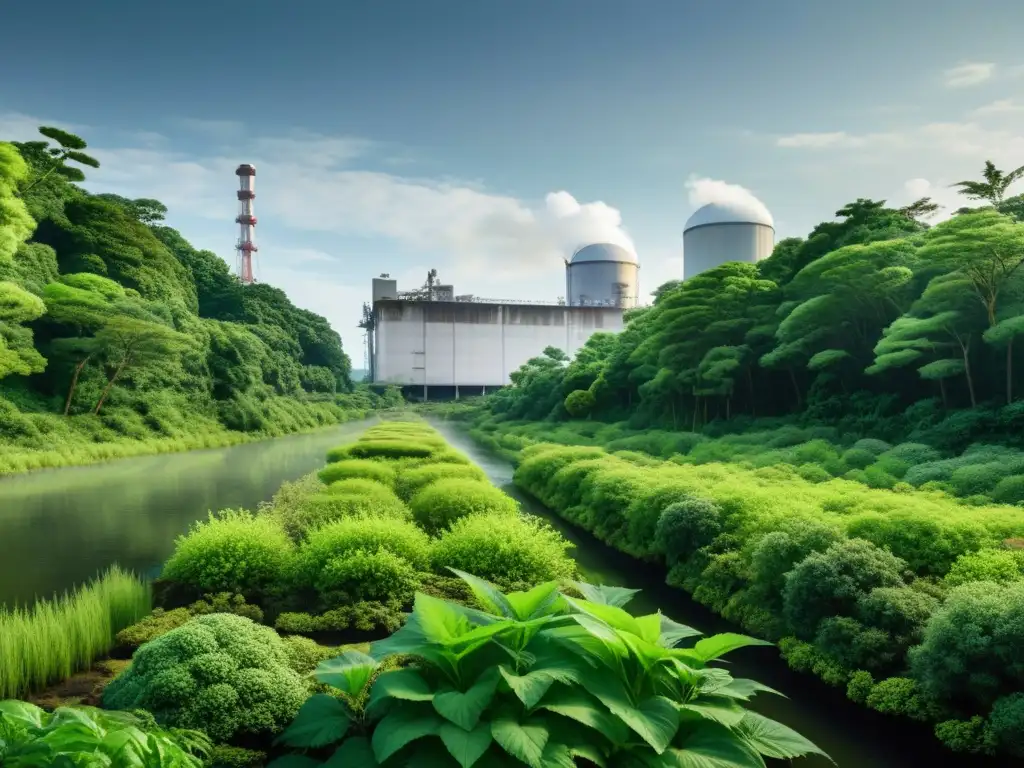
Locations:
0;126;387;474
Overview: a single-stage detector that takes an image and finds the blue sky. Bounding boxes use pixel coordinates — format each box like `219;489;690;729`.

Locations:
3;0;1024;364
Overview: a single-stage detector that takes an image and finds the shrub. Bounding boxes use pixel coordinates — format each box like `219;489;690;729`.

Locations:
988;693;1024;758
564;388;596;417
294;516;432;575
909;580;1024;710
207;745;268;768
273;601;404;635
944;548;1024;587
782;538;907;639
161;510;293;597
408;478;519;532
992;475;1024;504
847;670;874;704
934;716;997;755
856;586;938;648
430;512;576;586
318;459;396;487
746;523;841;607
865;677;940;721
393;461;487;502
852;438;891;456
280;635;338;675
949;462;1005;497
309;549;420;605
276;484;411;539
102;614;309;742
654;497;723;565
346;439;436;459
814;616;895;672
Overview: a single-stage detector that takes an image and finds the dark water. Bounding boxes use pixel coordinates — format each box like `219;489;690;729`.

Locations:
0;420;375;607
428;418;986;768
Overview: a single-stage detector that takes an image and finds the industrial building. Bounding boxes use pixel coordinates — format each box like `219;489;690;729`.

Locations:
682;200;775;280
363;254;631;398
565;242;639;308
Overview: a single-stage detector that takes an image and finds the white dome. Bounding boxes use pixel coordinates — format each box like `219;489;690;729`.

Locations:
684;200;774;232
569;242;638;265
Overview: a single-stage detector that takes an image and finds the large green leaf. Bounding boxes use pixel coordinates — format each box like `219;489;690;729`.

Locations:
371;705;445;763
571;581;640;608
658;614;702;647
438;721;493;768
323;736;379;767
491;714;550;768
589;675;679;754
732;712;831;762
368;668;435;711
715;679;783;702
0;700;47;729
274;694;351;748
651;720;767;768
536;687;629;745
563;595;645;637
498;665;577;709
679;699;747;728
691;634;772;663
505;582;563;620
447;568;516;618
433;668;500;730
314;651;379;697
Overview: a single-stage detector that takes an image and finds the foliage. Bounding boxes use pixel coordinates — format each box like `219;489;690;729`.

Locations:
430;513;577;587
0;565;150;698
0;699;211;767
270;573;827;767
319;458;397;487
161;509;294;598
409;478;520;533
102;613;310;742
394;461;488;502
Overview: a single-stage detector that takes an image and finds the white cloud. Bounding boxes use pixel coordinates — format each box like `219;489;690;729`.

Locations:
903;178;932;198
685;176;773;227
776;131;901;150
943;61;996;87
970;98;1024;117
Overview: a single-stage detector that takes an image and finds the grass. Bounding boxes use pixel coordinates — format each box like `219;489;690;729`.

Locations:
0;565;151;698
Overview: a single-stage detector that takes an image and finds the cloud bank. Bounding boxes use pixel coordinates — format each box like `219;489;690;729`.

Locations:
685;176;774;227
943;62;995;88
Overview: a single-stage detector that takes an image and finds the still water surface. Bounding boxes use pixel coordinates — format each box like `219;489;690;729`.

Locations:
428;418;994;768
0;420;374;607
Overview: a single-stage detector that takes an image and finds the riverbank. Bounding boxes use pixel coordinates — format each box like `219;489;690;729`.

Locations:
441;415;1022;762
0;398;378;479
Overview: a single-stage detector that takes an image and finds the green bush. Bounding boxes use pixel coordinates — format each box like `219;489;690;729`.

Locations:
846;670;874;704
992;474;1024;504
934;716;996;755
949;462;1005;496
430;512;576;586
865;677;940;721
318;459;396;487
207;745;268;768
311;549;420;605
564;388;596;417
273;601;404;635
654;496;723;565
102;614;309;742
988;693;1024;757
280;635;338;676
346;439;436;459
856;586;938;648
408;478;519;532
294;516;432;575
276;483;411;539
161;510;293;597
944;548;1024;587
782;538;907;639
393;461;487;502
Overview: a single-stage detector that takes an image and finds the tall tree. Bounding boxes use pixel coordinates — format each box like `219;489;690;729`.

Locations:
17;127;100;194
91;317;190;414
951;160;1024;207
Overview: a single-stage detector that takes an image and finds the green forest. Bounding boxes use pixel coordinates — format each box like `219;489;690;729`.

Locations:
0;127;389;475
449;162;1024;760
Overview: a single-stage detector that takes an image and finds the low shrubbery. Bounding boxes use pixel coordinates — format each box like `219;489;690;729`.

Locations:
505;438;1024;757
0;566;150;698
409;476;520;532
102;614;310;742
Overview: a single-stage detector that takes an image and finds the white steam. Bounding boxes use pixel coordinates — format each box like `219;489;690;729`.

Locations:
685;176;774;227
540;191;636;260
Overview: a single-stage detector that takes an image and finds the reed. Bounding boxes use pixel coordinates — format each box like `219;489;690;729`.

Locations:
0;565;151;698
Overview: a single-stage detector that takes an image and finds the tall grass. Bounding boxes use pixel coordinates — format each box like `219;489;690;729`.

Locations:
0;565;151;698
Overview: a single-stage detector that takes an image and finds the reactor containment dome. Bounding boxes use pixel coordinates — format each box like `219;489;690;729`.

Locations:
682;200;775;281
566;242;639;308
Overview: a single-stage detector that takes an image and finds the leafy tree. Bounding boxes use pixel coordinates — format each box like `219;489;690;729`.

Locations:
17;126;100;194
951;160;1024;207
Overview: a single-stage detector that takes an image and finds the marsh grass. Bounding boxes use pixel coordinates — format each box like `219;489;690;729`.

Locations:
0;565;151;698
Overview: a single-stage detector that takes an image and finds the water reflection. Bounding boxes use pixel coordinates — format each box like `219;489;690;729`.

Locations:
0;421;374;606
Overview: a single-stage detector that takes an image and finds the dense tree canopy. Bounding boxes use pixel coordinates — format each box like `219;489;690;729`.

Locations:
0;128;354;433
488;161;1024;451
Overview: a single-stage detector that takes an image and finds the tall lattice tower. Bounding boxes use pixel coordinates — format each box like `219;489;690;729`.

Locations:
235;164;258;284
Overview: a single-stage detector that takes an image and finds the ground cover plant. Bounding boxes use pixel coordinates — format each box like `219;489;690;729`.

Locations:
0;699;212;767
0;565;150;699
0;129;410;478
270;570;828;767
502;440;1024;758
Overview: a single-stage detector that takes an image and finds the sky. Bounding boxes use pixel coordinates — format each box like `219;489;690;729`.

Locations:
3;0;1024;366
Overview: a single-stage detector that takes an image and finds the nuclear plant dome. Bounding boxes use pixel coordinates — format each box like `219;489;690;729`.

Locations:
682;200;775;281
566;242;639;308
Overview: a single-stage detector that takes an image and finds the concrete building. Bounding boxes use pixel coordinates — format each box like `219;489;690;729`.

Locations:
566;242;639;308
682;200;775;280
369;287;623;398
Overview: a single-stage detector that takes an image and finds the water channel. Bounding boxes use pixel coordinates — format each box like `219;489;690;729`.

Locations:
0;419;375;607
0;416;989;766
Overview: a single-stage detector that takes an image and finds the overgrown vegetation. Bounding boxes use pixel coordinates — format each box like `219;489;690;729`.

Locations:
0;128;406;476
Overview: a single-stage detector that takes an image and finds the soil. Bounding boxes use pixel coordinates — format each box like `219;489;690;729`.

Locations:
27;659;131;710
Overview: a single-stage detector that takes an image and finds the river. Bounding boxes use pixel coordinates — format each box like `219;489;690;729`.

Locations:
428;418;994;768
0;420;375;607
